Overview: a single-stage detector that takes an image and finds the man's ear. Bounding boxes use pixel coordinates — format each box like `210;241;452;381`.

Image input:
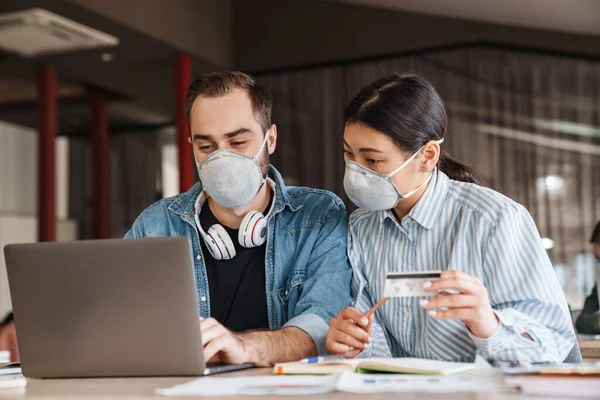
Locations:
268;124;277;155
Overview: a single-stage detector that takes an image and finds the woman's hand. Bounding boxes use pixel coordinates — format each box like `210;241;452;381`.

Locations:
326;307;373;358
420;270;500;339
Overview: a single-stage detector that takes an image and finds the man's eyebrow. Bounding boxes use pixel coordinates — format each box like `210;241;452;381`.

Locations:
225;128;253;138
192;133;213;141
192;128;254;141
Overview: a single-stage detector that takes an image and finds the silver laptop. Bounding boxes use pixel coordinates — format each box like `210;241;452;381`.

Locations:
4;237;252;378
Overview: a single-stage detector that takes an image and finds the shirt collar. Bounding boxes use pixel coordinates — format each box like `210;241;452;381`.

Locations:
408;169;449;230
377;169;450;232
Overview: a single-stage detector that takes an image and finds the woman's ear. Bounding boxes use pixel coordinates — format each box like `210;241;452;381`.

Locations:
420;140;441;172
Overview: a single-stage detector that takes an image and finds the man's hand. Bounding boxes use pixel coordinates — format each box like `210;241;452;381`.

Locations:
200;317;317;367
201;318;248;365
0;321;18;362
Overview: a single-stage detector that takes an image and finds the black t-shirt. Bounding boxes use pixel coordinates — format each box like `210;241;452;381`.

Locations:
199;200;270;332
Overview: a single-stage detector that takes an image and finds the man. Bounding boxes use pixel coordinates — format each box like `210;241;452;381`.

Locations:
575;221;600;334
125;71;351;366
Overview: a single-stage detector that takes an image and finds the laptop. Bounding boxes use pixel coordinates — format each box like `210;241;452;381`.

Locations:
3;237;252;378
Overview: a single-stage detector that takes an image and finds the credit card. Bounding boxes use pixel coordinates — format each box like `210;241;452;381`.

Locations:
383;271;442;298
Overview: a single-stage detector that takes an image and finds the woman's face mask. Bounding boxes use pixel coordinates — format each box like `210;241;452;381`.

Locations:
343;136;443;211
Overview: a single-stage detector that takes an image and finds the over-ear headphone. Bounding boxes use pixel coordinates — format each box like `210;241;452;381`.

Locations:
194;179;276;261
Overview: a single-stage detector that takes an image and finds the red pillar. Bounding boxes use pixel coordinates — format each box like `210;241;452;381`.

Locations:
91;91;110;239
174;54;193;193
36;66;57;242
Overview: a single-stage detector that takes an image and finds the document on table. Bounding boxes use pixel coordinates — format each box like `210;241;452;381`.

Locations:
156;371;500;396
156;375;338;396
335;372;500;393
506;377;600;398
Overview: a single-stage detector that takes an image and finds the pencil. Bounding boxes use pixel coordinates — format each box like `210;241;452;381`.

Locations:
364;297;389;318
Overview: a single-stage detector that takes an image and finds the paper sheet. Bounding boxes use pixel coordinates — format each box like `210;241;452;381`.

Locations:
156;372;501;396
506;377;600;398
157;356;499;396
156;375;338;396
336;371;500;393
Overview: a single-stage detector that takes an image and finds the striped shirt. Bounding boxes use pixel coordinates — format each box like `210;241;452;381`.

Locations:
351;170;576;363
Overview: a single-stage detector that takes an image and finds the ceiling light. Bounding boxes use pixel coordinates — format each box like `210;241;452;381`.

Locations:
100;52;114;62
536;175;565;194
541;238;555;250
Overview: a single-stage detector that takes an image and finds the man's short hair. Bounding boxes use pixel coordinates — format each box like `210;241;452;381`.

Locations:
185;71;273;132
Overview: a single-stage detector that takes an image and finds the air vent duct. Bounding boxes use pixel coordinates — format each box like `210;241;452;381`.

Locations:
0;8;118;57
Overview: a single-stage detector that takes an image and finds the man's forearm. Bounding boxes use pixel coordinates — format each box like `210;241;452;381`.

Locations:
239;327;316;367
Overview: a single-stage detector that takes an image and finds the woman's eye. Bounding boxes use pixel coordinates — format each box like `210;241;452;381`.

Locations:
231;141;246;146
366;159;381;165
344;150;353;157
199;145;213;151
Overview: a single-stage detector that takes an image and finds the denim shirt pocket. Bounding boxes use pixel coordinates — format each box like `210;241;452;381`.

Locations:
275;273;305;319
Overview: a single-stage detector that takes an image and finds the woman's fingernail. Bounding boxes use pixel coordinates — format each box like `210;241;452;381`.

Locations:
419;299;429;307
429;310;437;317
422;281;432;288
368;336;373;343
349;347;354;351
364;343;369;350
360;317;369;326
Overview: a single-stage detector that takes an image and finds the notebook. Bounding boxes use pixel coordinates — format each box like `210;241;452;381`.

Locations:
0;363;21;376
503;363;600;377
274;357;475;376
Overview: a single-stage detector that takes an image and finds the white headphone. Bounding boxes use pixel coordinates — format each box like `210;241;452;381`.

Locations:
194;179;276;261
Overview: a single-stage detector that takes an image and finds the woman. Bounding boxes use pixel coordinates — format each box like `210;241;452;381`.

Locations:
575;222;600;334
326;74;576;363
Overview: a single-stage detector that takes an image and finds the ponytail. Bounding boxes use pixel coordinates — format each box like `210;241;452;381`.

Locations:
438;149;485;186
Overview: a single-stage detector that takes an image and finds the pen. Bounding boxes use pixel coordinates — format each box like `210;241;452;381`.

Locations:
297;355;344;364
364;297;389;318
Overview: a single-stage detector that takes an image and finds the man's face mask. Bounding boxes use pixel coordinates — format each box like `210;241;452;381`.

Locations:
196;131;270;209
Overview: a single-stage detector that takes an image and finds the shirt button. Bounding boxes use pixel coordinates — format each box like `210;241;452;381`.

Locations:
200;296;206;302
404;311;410;318
196;255;201;260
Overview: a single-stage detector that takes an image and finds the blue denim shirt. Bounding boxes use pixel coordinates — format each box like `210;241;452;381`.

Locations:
125;166;352;354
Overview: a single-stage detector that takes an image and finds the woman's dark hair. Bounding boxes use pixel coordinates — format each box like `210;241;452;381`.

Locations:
591;221;600;244
344;73;484;185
